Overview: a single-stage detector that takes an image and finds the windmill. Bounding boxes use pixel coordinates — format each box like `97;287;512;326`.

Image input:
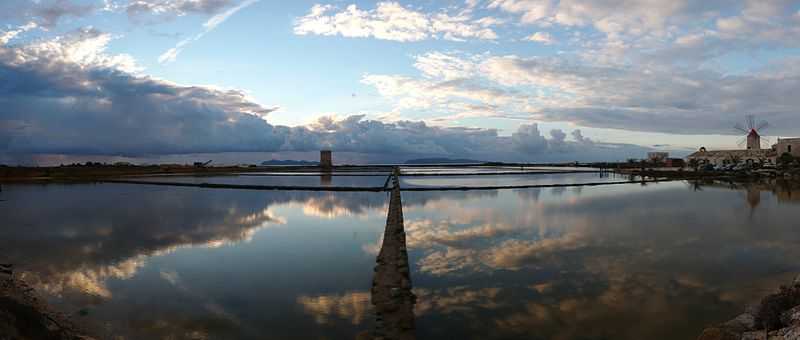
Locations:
734;115;770;150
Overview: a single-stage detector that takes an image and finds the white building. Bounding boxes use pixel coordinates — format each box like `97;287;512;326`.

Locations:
686;136;800;167
686;148;775;167
774;138;800;157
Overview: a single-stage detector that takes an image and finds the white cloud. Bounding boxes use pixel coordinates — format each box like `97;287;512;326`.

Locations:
524;31;554;44
293;2;499;42
2;29;647;161
0;22;38;45
413;51;480;80
487;0;553;24
13;27;140;72
362;51;800;135
486;0;800;62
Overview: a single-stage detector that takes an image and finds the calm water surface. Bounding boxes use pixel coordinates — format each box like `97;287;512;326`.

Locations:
1;178;799;340
400;172;627;188
132;174;388;187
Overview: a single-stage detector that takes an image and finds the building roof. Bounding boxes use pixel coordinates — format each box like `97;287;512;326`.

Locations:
687;149;775;158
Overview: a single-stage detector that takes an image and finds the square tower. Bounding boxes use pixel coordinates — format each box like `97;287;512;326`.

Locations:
320;150;332;170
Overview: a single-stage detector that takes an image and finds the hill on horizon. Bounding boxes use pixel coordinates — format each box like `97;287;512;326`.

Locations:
404;157;486;164
261;159;319;166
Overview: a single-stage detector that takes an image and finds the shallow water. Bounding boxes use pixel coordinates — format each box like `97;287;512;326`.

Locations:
399;166;598;175
1;179;799;339
131;174;388;187
401;171;629;188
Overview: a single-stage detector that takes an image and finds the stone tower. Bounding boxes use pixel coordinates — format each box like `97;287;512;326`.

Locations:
320;150;332;170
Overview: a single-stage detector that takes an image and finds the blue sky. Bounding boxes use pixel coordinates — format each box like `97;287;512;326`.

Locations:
2;0;800;164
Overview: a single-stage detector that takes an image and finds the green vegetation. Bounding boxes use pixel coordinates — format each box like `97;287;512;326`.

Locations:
778;152;797;168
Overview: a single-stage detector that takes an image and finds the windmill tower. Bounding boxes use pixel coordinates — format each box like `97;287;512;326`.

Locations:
734;115;769;150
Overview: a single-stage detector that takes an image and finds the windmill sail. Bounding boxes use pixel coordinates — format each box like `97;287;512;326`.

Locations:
734;115;769;149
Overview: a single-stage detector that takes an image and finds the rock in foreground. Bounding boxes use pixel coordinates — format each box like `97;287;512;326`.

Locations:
699;277;800;340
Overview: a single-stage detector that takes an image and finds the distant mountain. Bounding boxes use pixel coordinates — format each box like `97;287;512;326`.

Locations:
404;158;485;164
261;160;319;166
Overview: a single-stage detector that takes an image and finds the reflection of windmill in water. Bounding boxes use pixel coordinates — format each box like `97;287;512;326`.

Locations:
734;115;770;150
688;180;705;192
726;181;761;218
688;180;761;218
745;185;761;218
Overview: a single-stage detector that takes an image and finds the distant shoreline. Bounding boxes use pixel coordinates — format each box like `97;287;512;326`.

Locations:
0;162;600;183
1;162;797;185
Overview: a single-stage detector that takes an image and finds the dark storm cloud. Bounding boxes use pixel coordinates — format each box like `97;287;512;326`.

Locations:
0;27;651;163
0;27;287;156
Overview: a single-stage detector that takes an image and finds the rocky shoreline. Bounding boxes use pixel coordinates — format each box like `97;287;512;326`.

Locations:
0;264;95;340
699;276;800;340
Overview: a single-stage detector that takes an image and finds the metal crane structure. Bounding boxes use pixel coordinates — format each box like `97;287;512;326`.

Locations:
193;160;213;168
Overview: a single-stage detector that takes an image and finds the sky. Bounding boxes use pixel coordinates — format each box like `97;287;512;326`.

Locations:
1;0;800;165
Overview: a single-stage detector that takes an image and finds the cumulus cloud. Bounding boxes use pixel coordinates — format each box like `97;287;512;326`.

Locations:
362;50;800;135
1;27;282;156
571;129;593;145
1;26;649;163
290;1;800;140
0;22;38;45
413;51;480;80
512;123;549;154
487;0;800;61
293;2;499;42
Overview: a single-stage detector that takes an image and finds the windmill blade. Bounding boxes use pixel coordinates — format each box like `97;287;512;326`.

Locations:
756;120;769;132
733;122;748;134
747;115;755;130
737;137;747;147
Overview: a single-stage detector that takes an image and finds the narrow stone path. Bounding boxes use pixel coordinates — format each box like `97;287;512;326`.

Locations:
371;170;416;340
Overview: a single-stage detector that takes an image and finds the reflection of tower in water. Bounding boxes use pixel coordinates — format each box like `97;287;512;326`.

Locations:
746;186;761;211
320;174;332;186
